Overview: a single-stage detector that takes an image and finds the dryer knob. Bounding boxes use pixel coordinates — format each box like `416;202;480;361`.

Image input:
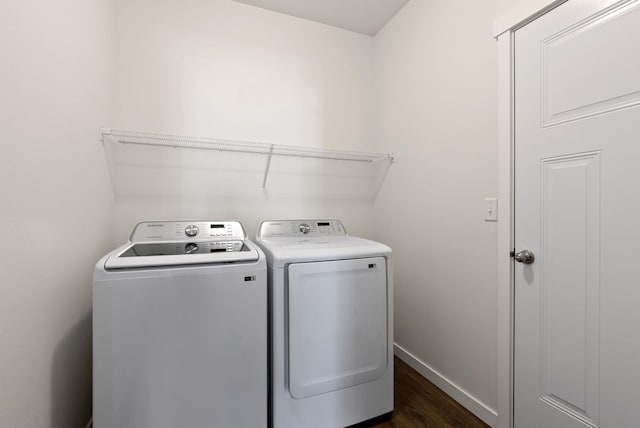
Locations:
298;223;311;234
185;224;199;237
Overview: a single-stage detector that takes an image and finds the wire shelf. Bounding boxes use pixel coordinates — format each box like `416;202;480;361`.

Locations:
99;128;394;198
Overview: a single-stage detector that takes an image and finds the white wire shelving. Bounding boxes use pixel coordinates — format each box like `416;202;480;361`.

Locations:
99;128;394;199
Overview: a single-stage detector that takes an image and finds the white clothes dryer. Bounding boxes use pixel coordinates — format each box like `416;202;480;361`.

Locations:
93;220;267;428
255;219;393;428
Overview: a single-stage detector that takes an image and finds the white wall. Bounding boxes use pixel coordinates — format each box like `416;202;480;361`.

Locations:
373;0;511;422
0;0;517;425
0;1;115;427
112;0;378;241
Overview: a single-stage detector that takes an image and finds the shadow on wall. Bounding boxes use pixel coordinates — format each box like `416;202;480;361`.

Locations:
51;311;93;428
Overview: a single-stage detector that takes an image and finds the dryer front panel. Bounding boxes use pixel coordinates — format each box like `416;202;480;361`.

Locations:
286;257;387;399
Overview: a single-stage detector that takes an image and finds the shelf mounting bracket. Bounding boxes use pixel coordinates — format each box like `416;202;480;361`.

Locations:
262;144;275;189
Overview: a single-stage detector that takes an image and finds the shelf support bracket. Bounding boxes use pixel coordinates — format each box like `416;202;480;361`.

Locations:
262;145;275;189
99;127;111;143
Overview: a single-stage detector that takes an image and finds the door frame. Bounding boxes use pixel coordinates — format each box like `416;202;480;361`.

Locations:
494;2;568;428
494;1;629;427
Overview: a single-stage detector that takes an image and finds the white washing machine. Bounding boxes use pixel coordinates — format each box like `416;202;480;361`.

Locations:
255;219;393;428
93;220;267;428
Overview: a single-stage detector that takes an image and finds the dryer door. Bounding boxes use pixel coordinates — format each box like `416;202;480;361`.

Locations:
287;257;387;399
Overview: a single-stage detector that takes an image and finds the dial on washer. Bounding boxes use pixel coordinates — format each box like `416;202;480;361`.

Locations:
185;224;199;237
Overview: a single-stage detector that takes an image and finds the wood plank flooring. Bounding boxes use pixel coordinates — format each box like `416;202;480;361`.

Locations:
357;356;489;428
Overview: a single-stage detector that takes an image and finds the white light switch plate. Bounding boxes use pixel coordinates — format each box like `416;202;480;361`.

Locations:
484;197;498;222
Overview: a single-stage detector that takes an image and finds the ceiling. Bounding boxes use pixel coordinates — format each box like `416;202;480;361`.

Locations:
232;0;410;36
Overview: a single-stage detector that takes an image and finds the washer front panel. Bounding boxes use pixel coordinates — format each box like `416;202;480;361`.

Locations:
93;256;267;428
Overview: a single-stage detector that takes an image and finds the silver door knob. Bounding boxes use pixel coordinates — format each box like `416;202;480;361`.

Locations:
514;250;535;264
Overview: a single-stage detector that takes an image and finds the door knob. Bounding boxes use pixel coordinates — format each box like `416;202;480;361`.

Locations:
514;250;535;264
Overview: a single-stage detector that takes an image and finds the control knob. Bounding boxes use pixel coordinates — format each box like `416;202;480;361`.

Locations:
185;224;199;237
185;243;199;254
298;223;311;234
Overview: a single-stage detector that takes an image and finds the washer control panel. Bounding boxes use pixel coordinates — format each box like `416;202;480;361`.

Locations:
130;221;247;242
257;220;346;238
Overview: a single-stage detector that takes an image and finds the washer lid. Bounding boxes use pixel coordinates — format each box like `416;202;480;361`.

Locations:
104;220;260;269
119;240;249;257
104;240;260;269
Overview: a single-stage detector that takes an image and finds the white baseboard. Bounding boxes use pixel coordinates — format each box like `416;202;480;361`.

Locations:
394;343;497;427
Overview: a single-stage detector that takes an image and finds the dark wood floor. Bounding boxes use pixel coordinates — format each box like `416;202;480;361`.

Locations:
358;357;489;428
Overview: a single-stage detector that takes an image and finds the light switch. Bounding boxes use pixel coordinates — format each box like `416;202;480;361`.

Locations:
484;198;498;222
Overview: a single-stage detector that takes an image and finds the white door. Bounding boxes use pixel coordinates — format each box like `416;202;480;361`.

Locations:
514;1;640;427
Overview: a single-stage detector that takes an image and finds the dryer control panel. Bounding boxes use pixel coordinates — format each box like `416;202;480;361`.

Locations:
129;221;247;242
257;220;346;238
